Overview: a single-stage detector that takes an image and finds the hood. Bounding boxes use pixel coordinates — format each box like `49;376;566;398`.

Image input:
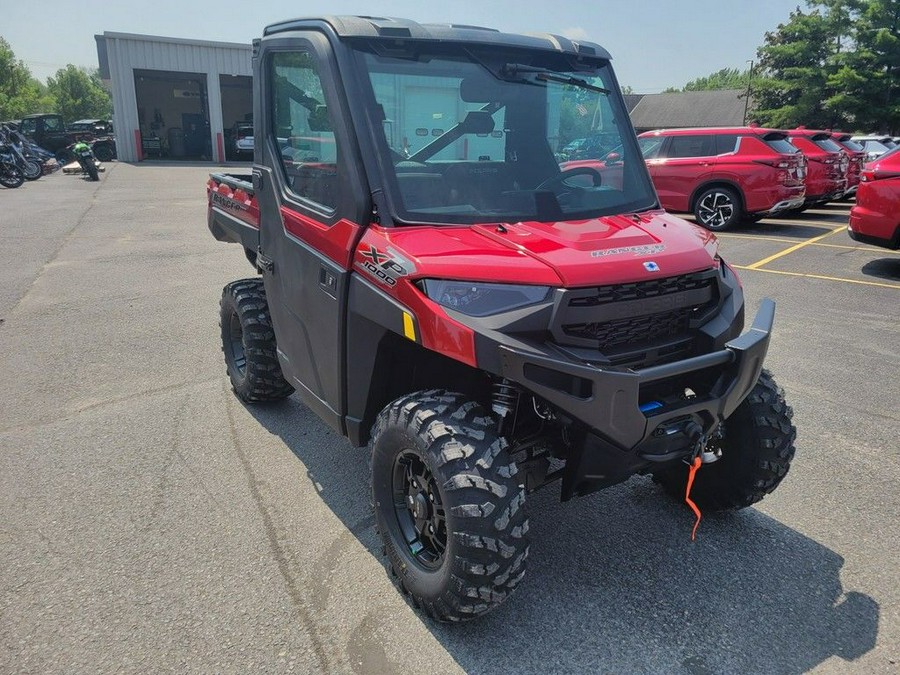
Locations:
372;210;718;288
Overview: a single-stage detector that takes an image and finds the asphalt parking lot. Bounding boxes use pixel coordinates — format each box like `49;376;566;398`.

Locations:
1;164;898;674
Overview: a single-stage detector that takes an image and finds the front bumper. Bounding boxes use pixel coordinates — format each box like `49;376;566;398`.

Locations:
496;299;775;497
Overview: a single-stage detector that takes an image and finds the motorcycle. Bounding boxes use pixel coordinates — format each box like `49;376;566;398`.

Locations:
70;142;99;181
0;125;42;181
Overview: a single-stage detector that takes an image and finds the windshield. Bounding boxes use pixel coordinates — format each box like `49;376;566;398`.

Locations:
356;44;656;225
814;138;844;153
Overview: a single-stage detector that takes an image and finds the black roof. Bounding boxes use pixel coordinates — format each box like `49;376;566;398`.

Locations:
629;90;749;130
264;16;611;60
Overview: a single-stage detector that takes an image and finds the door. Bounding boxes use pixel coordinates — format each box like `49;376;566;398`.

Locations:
255;36;367;432
647;134;717;212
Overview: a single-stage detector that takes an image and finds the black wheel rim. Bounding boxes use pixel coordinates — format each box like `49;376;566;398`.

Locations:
392;450;447;569
227;310;247;376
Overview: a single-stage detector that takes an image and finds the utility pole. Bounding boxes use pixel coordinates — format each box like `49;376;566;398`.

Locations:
743;60;755;125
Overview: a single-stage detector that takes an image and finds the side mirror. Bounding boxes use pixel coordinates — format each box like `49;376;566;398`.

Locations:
604;151;621;165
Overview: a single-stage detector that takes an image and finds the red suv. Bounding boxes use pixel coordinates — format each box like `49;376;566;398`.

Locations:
785;128;848;207
830;133;866;198
636;127;806;231
849;147;900;249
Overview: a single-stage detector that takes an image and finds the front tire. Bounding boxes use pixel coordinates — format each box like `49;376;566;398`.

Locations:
371;391;529;622
0;165;24;188
654;370;796;510
694;186;742;231
219;278;294;402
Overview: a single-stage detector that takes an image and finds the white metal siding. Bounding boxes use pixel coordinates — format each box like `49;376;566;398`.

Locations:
103;33;251;162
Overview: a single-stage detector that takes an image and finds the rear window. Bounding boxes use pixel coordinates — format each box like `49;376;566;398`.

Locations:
840;138;864;152
715;134;738;154
813;138;844;153
762;133;798;154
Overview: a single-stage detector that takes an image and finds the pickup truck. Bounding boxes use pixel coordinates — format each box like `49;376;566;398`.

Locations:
206;16;797;622
18;113;116;161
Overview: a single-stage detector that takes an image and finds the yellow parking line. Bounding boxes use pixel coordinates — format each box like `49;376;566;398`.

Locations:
746;227;846;269
732;265;900;290
718;232;900;255
813;241;900;255
717;233;798;244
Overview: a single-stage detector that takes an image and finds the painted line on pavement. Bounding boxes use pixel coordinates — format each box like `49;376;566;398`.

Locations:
732;265;900;290
745;227;846;269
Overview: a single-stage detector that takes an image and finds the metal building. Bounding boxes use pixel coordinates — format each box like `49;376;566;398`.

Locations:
95;32;252;163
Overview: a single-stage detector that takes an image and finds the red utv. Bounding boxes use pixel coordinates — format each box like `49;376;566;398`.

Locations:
207;16;797;621
634;127;806;231
849;148;900;249
785;128;848;208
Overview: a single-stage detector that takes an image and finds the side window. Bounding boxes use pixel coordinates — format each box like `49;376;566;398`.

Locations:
715;134;739;155
270;51;340;211
43;117;63;131
666;135;716;158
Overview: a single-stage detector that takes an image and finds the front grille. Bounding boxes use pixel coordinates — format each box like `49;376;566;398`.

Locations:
555;270;720;368
563;307;690;348
568;271;714;307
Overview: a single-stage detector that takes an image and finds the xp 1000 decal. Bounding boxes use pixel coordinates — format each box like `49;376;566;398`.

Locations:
357;245;412;287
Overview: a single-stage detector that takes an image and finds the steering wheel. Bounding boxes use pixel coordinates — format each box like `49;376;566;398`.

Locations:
536;166;603;191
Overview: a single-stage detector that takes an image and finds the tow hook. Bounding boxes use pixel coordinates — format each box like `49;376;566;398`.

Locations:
685;422;722;465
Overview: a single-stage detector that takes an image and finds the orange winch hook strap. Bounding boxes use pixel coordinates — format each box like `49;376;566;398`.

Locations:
685;455;703;541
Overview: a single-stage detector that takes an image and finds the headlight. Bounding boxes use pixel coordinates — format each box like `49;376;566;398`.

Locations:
421;280;550;317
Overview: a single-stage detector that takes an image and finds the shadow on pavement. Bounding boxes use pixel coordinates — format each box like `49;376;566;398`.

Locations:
249;398;879;674
861;257;900;282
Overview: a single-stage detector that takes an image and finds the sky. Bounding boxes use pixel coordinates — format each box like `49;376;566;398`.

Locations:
3;0;805;93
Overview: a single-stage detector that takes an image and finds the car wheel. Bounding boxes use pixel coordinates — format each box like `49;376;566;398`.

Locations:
694;187;742;231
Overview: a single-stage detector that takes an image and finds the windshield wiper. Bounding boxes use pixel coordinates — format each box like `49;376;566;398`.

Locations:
500;64;610;94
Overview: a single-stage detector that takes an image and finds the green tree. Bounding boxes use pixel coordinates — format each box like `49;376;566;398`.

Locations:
753;7;839;128
847;0;900;131
684;68;753;91
0;37;54;119
46;65;111;122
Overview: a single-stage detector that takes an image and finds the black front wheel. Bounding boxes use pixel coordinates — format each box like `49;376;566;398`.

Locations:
653;370;796;510
0;164;24;188
371;391;529;622
22;159;42;181
694;187;742;231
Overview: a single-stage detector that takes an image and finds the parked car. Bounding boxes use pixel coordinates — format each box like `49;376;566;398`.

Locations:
848;147;900;249
635;126;807;230
851;135;897;162
829;132;866;198
785;128;848;208
68;119;114;136
232;122;253;159
557;133;619;162
19;113;116;162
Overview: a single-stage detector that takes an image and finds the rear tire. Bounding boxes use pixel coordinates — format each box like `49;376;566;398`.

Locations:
371;391;529;622
85;161;99;181
653;370;796;510
23;160;42;180
93;144;114;162
219;278;294;402
694;186;742;231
